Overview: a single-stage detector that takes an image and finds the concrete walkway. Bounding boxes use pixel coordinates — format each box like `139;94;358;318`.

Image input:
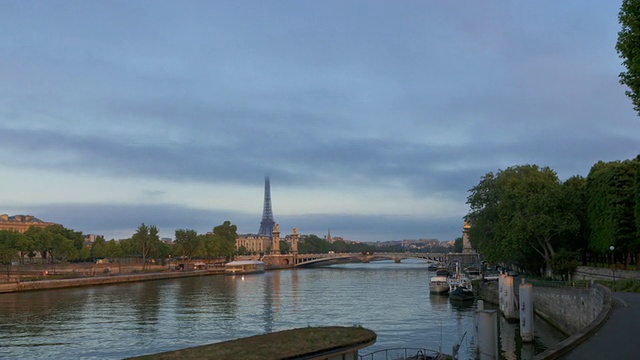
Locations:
562;292;640;360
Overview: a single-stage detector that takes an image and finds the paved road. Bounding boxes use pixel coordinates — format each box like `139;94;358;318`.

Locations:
562;292;640;360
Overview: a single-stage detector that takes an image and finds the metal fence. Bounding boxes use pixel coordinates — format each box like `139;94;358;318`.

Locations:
358;347;445;360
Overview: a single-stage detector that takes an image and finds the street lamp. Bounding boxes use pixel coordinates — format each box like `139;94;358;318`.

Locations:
610;246;616;283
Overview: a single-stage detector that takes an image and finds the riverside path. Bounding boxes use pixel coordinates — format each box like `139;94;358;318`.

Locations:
562;292;640;360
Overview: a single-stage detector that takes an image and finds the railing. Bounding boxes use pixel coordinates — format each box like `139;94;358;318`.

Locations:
525;278;593;289
358;347;444;360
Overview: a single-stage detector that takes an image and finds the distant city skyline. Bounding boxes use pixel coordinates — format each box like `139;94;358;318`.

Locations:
2;2;639;242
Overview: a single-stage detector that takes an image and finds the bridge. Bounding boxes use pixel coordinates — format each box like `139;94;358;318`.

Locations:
258;252;479;268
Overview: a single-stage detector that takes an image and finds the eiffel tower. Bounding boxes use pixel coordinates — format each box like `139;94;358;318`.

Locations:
258;176;276;238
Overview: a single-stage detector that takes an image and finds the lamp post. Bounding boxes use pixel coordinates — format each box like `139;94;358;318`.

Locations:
610;246;616;283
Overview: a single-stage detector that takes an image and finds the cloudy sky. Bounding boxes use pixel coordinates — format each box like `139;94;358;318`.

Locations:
1;1;639;243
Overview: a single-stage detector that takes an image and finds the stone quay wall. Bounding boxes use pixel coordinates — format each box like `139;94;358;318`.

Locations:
476;280;609;335
0;270;222;294
532;285;607;335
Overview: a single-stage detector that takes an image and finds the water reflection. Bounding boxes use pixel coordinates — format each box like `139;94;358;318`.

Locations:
0;261;566;359
500;316;517;359
262;271;280;332
130;283;161;329
0;289;90;341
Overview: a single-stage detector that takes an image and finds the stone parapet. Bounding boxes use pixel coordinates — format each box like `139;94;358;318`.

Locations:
0;270;221;294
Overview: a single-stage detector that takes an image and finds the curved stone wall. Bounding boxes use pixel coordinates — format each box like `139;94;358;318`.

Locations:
476;280;612;359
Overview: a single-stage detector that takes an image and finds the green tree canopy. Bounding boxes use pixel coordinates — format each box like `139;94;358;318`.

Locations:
587;160;639;255
132;223;160;270
91;236;107;260
466;165;579;275
299;235;332;254
453;237;463;253
617;0;640;115
212;221;238;260
175;229;200;264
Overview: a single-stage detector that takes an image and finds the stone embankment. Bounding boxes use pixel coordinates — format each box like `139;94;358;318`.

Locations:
476;275;612;360
0;270;223;294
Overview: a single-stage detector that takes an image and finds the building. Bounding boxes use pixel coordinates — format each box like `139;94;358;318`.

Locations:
0;214;59;233
236;234;271;254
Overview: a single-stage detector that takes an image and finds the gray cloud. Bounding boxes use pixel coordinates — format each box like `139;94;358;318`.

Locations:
1;1;639;242
16;202;463;242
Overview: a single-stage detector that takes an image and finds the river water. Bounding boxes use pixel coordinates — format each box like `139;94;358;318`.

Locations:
0;260;565;359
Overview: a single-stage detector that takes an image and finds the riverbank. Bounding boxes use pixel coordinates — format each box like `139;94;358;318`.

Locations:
0;269;223;294
475;278;612;360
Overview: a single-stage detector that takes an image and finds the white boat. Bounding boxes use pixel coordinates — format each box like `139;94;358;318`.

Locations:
429;267;451;294
429;275;450;294
224;260;265;275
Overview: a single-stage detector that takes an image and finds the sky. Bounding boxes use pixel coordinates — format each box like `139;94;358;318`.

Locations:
1;1;639;243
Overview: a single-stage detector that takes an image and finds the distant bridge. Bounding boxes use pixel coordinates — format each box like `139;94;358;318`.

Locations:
259;252;479;268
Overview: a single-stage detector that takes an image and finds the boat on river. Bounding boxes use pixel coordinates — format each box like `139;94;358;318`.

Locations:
224;260;265;275
448;285;474;302
447;262;474;301
429;268;451;294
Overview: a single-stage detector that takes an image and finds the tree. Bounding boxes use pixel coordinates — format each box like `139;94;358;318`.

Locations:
24;226;51;264
616;0;640;115
467;165;579;275
175;229;200;265
331;240;348;253
453;237;463;253
52;234;78;264
237;245;249;256
587;159;639;268
91;236;107;261
118;238;135;263
200;233;221;259
0;231;18;279
105;239;124;272
212;221;238;260
298;234;331;253
14;232;35;264
549;250;579;281
132;224;160;270
279;240;290;254
560;176;589;264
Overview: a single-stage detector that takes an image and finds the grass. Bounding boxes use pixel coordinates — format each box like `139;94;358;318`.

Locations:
595;279;640;293
127;326;377;360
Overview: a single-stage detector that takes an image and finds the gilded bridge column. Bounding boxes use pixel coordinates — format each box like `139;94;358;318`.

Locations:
271;224;280;255
463;220;474;254
291;228;299;254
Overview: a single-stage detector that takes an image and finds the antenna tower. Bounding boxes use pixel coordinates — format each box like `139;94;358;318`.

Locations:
258;176;276;238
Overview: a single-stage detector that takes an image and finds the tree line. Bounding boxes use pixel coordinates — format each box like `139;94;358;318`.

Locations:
466;157;640;277
0;221;239;272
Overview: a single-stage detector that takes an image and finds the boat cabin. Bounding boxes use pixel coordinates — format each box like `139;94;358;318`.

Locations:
224;260;265;275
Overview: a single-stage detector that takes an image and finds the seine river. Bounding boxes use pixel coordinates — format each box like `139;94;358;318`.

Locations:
0;260;565;359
